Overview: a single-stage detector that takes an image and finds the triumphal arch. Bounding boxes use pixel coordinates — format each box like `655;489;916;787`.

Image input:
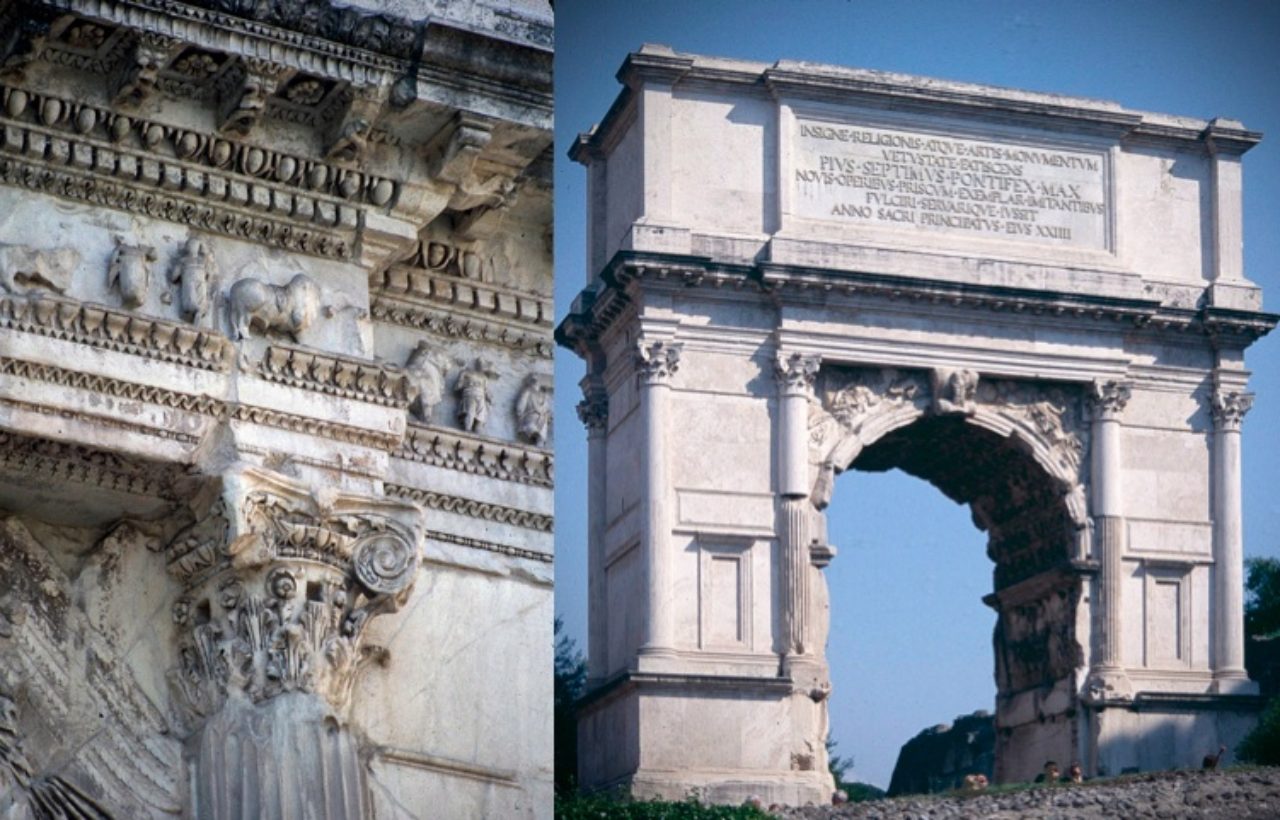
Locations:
0;0;553;817
558;46;1274;805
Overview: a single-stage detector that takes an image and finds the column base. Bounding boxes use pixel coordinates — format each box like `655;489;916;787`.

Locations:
577;670;834;807
1212;673;1259;695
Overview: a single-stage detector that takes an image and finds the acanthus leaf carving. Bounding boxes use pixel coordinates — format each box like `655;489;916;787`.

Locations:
1211;388;1254;430
1087;378;1132;420
635;340;681;386
774;352;820;395
166;469;423;725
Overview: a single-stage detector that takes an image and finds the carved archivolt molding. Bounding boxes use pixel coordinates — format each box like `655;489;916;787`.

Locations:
0;293;233;370
810;365;1088;500
166;468;424;723
383;484;552;533
397;423;554;488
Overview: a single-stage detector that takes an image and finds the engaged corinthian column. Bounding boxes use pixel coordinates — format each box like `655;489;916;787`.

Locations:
167;467;424;819
1085;379;1133;700
578;376;610;682
1211;385;1255;693
636;340;682;658
775;352;821;657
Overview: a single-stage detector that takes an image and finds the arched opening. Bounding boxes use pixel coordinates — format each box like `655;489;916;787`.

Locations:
824;467;992;793
816;389;1090;787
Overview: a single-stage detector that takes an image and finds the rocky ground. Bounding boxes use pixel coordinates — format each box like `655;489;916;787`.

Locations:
774;767;1280;819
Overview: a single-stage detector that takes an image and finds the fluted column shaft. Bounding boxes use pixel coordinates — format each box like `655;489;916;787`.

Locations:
1212;387;1253;689
775;353;820;656
578;379;610;682
1088;380;1131;692
637;341;681;656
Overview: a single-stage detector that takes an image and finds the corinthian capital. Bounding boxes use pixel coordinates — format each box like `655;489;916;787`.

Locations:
576;379;609;432
165;467;423;725
635;340;682;386
774;352;821;396
1211;389;1254;430
1088;379;1132;420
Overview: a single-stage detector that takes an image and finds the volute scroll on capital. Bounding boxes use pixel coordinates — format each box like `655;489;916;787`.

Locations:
164;468;425;725
635;340;682;385
1211;388;1254;430
1087;378;1132;420
774;352;821;396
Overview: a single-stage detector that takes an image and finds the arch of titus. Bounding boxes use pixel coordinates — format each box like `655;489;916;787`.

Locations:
0;0;553;817
558;46;1274;805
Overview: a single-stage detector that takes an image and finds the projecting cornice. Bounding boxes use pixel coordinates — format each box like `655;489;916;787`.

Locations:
555;251;1278;356
572;45;1260;165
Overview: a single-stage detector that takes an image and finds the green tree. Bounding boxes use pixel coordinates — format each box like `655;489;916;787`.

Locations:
1246;557;1280;639
825;738;885;802
1238;557;1280;764
554;617;587;794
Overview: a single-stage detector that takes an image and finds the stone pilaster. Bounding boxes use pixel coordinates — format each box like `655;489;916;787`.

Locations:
774;353;820;658
636;341;681;658
578;376;610;682
1085;378;1133;699
1211;385;1255;692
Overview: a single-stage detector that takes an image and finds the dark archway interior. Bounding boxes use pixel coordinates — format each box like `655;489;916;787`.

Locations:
850;415;1077;591
847;415;1083;695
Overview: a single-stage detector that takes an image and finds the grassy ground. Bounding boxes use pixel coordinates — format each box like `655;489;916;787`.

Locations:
554;794;770;819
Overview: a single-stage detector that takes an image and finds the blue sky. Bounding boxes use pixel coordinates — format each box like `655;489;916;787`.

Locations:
552;0;1280;788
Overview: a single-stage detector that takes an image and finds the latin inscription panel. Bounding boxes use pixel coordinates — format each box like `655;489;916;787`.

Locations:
792;117;1109;251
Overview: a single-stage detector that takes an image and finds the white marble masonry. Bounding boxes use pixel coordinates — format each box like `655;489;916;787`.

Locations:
559;45;1274;805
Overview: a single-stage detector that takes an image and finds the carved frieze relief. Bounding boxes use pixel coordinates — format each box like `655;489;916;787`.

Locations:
514;373;552;447
810;365;1087;484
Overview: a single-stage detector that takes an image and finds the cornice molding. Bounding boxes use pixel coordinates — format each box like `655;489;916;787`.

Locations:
384;483;551;533
1;293;233;370
396;421;553;488
555;251;1278;355
371;295;553;359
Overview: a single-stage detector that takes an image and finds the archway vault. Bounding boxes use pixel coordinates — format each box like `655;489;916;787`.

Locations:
806;365;1093;780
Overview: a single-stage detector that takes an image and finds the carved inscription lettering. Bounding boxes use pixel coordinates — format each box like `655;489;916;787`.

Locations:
793;119;1108;250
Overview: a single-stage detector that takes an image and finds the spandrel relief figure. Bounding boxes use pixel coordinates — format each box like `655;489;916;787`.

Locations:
169;237;215;324
107;237;156;309
0;244;79;295
227;272;321;341
405;341;458;424
515;373;552;447
455;358;497;433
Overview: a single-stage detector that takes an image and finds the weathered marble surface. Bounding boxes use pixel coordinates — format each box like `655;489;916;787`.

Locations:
0;0;553;817
559;46;1273;806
